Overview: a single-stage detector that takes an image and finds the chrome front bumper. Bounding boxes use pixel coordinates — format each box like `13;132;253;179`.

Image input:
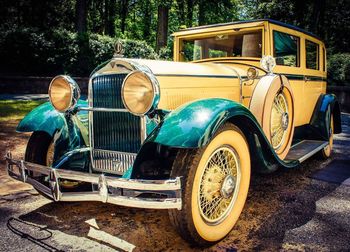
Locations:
5;152;182;210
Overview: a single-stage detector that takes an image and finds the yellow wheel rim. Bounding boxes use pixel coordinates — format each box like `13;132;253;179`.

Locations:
270;92;289;150
198;146;241;224
323;108;334;157
46;141;55;167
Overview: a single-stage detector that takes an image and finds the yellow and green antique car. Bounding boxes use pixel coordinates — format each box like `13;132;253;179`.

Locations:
6;19;342;246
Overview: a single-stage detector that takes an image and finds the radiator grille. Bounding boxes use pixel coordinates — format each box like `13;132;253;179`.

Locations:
90;74;141;175
92;149;137;175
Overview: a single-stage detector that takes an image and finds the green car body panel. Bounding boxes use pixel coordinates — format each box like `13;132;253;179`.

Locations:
137;98;299;175
310;94;342;138
16;100;89;166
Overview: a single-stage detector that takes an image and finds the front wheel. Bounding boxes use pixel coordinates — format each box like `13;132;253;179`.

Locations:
25;131;81;195
168;123;251;246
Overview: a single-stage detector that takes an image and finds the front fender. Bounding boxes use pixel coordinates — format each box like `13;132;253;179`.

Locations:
17;102;65;136
17;100;89;165
133;98;298;176
147;98;254;148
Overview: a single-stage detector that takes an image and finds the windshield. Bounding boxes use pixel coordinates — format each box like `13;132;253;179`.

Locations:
180;30;262;62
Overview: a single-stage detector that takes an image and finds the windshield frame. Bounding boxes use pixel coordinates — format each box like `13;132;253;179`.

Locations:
176;27;265;62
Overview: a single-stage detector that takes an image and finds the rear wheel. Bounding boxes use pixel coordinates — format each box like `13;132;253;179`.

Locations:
168;123;251;246
319;107;334;159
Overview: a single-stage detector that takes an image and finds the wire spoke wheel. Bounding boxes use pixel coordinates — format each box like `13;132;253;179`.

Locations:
270;92;289;150
168;124;250;245
198;146;241;224
250;75;295;160
46;141;55;167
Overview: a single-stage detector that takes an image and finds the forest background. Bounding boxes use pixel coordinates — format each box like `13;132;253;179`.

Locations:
0;0;349;86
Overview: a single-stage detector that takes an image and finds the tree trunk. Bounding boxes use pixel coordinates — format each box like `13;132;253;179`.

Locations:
156;5;169;51
76;0;88;33
143;0;152;40
311;0;325;35
120;0;129;34
186;0;193;27
105;0;116;36
177;0;186;25
198;0;205;26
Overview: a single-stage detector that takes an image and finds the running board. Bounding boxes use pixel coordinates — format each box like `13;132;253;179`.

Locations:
285;140;328;163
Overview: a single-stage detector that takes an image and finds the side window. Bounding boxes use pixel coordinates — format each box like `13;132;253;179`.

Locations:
273;31;300;67
306;40;319;70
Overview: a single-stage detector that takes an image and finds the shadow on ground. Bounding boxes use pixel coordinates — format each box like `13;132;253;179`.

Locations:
11;155;340;251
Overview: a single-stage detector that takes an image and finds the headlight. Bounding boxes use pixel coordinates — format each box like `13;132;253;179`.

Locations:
121;70;160;116
247;67;259;80
48;75;80;112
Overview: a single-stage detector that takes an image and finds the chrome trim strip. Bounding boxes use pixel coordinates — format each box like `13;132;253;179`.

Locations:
79;107;128;112
5;153;182;210
140;116;147;143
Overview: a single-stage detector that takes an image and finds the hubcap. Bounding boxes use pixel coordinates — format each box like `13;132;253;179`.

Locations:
271;92;289;150
220;175;236;198
281;112;289;130
198;146;241;224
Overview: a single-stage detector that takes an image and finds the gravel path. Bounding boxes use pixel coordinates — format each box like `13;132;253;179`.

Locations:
0;114;349;251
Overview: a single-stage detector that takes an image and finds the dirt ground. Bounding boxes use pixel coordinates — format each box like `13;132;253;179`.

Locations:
0;117;349;251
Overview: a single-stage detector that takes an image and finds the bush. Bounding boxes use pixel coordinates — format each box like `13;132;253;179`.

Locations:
0;28;160;77
327;53;350;86
158;46;173;61
118;39;158;59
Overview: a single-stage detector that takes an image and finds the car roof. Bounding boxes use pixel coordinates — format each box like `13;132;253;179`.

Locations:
173;19;322;41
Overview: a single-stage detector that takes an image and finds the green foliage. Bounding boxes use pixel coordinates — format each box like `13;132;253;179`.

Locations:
0;0;349;83
0;100;45;122
118;39;158;59
0;28;159;76
158;46;173;61
327;53;350;86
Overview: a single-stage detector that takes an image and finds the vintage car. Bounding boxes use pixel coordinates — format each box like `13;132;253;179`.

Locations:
6;19;342;246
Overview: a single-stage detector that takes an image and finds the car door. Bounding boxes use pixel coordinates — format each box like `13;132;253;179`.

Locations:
303;38;326;123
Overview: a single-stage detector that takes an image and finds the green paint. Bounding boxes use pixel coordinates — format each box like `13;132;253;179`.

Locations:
143;98;299;172
17;100;89;166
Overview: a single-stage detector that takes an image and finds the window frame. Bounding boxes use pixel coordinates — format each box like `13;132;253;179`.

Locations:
178;28;264;62
272;30;300;68
305;39;320;70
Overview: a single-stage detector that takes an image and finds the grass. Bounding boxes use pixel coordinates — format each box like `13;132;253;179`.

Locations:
0;100;45;122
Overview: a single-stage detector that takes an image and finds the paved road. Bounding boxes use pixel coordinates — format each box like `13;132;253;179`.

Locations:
0;114;349;251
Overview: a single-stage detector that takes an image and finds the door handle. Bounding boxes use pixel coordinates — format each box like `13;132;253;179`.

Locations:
304;76;311;82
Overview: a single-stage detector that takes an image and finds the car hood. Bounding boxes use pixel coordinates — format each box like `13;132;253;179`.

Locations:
93;58;259;110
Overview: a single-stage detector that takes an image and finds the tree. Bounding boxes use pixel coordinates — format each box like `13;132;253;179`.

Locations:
76;0;88;33
156;2;170;50
120;0;129;34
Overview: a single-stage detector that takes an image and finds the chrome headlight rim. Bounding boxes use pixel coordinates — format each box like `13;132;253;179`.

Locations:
121;70;160;116
48;75;81;113
247;67;259;80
